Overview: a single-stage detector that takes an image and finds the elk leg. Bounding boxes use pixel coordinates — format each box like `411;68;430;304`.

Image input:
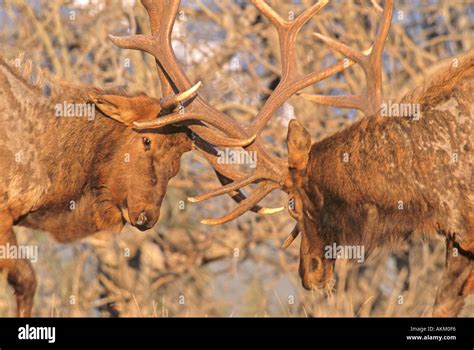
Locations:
433;237;472;317
0;211;36;317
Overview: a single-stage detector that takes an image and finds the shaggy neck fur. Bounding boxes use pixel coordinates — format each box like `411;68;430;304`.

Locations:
306;51;473;256
0;57;133;240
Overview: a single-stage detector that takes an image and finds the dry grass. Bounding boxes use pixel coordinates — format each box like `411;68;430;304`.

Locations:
2;227;472;317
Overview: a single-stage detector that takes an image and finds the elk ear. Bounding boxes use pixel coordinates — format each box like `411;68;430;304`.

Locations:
90;93;162;126
287;119;312;171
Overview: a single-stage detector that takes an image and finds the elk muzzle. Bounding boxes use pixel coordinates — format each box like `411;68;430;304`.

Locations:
132;209;159;231
299;254;335;290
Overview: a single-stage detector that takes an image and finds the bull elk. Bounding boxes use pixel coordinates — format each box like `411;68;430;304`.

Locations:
125;0;473;316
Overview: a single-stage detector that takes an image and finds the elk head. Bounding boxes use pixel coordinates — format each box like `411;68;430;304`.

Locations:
88;87;200;231
111;0;392;289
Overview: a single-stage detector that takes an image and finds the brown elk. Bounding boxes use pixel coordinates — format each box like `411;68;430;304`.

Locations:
0;0;259;316
125;0;473;316
0;59;204;315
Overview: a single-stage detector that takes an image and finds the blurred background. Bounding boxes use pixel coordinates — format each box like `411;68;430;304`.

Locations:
0;0;473;317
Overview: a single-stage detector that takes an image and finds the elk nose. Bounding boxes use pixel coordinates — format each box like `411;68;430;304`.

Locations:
135;211;148;230
311;258;320;271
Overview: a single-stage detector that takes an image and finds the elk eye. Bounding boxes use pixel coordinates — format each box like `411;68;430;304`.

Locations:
142;137;152;151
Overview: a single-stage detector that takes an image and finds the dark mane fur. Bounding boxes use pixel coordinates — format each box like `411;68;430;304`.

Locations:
308;49;473;256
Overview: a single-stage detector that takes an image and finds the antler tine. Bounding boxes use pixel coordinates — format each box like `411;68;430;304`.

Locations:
211;171;284;216
370;0;393;106
191;142;284;215
301;0;393;116
281;224;300;249
108;34;156;57
188;124;257;148
188;174;261;203
312;33;368;65
160;81;202;108
134;112;245;136
200;182;281;225
188;167;282;203
251;0;285;28
135;110;268;148
134;111;257;148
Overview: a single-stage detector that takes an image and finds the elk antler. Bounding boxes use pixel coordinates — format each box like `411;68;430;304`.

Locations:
300;0;393;116
110;0;391;225
159;81;202;109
